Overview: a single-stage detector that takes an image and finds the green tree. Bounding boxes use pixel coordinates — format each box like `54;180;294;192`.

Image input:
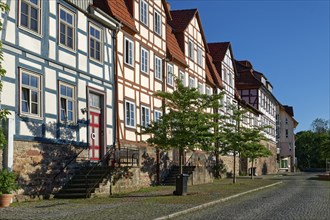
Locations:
221;105;271;183
140;79;222;174
0;3;10;150
296;130;326;169
311;118;329;133
320;131;330;160
241;127;272;179
221;105;248;184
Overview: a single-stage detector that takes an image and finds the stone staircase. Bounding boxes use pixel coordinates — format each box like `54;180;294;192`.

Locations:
162;165;196;185
55;166;111;199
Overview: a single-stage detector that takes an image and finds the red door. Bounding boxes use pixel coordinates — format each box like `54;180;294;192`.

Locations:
89;111;101;161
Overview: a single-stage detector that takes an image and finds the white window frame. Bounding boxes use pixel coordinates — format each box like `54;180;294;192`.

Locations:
179;71;185;86
89;22;103;62
124;37;134;66
198;82;203;94
189;76;195;89
154;110;162;122
141;105;150;128
154;10;162;36
125;100;136;128
154;56;162;80
19;0;42;35
59;82;76;123
197;47;203;66
59;5;76;50
188;40;194;60
141;47;149;73
167;64;174;86
140;0;148;26
206;86;212;96
20;69;42;117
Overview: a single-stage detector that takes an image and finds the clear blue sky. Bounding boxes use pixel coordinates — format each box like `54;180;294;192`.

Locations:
168;0;330;132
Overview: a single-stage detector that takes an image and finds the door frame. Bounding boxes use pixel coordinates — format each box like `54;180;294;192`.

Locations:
87;86;107;162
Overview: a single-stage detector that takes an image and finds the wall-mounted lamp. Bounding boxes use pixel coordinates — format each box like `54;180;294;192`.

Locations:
81;107;88;115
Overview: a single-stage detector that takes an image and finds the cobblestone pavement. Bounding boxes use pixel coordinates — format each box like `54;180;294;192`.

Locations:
175;173;330;220
0;173;327;220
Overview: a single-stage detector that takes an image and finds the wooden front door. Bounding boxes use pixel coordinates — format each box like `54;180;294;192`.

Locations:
89;110;101;161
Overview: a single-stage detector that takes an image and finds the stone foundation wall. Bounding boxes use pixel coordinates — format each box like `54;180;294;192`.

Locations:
221;155;240;177
253;142;278;175
12;140;89;199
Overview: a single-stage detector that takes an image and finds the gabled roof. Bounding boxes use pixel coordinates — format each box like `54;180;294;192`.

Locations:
94;0;137;34
206;53;223;89
283;105;294;117
166;24;187;67
235;60;262;89
208;42;230;63
169;9;209;53
205;62;215;87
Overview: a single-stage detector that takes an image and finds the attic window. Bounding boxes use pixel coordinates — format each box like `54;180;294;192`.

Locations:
188;40;194;60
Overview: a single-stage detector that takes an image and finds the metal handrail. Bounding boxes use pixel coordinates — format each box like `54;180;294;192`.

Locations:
85;146;113;197
53;146;86;181
184;153;195;166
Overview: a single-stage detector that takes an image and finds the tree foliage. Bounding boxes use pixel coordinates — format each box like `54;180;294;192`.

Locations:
221;105;271;182
140;79;223;173
296;119;329;170
311;118;329;133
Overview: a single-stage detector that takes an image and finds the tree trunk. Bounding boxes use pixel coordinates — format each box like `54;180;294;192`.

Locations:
215;148;221;179
179;148;184;174
251;158;254;180
233;151;236;184
156;148;160;185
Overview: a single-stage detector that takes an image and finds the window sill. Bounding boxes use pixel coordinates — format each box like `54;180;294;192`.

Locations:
19;113;43;121
18;26;42;38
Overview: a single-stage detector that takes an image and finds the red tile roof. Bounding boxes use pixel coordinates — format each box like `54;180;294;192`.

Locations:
166;24;187;67
208;42;230;63
169;9;209;53
206;53;223;88
169;9;197;32
94;0;137;33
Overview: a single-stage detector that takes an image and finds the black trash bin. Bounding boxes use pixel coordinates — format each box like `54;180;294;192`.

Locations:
173;174;189;196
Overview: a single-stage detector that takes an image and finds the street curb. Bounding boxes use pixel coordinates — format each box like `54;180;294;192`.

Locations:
154;181;283;220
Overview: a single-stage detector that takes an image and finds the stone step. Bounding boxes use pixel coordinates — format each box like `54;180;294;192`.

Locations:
54;193;90;199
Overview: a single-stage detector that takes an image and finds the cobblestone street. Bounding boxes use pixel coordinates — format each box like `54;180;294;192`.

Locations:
0;173;328;220
176;173;330;220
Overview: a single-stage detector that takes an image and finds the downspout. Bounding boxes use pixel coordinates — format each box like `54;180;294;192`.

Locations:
113;26;120;152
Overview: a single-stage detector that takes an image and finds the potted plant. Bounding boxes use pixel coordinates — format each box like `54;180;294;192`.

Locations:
0;169;19;208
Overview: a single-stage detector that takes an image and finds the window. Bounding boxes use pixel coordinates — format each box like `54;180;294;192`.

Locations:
198;82;203;94
141;47;149;73
285;118;288;124
188;40;194;59
20;70;41;116
154;11;161;36
197;47;203;65
285;129;289;138
154;56;162;80
189;76;195;89
59;6;75;49
19;0;41;34
124;37;134;66
205;86;211;96
125;101;135;128
179;71;185;86
154;110;162;122
140;0;148;26
141;106;150;128
89;23;102;62
167;64;174;86
59;83;75;122
89;93;101;108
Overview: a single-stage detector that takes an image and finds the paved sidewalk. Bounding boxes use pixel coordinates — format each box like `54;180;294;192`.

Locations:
0;178;282;220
